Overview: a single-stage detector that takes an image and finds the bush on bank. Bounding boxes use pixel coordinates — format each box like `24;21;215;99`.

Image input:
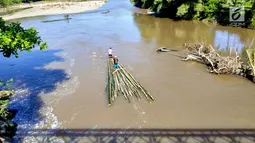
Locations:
131;0;255;28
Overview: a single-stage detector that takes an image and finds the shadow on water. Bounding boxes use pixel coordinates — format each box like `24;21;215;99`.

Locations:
13;128;255;143
0;49;70;142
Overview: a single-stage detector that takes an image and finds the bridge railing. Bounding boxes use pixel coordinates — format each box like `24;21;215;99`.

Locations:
12;128;255;143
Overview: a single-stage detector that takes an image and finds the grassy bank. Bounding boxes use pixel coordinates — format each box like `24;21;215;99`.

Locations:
0;0;36;7
0;7;32;16
131;0;255;29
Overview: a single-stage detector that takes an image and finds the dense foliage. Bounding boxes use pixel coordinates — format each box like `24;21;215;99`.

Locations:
131;0;255;28
0;17;47;58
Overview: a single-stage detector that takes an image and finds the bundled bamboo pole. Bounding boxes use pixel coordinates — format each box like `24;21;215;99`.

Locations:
107;58;155;106
119;64;155;102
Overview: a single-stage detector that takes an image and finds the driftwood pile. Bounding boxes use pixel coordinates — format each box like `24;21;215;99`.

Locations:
182;42;254;82
107;58;155;106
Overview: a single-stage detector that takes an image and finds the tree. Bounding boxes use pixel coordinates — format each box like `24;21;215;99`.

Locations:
0;17;47;141
0;17;47;58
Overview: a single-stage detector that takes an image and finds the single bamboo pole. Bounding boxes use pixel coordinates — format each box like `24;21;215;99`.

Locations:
107;58;112;106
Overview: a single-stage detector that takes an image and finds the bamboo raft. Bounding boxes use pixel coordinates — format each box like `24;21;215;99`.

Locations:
107;58;155;106
42;18;72;23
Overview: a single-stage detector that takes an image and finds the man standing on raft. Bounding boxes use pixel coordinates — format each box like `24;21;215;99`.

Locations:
113;56;119;69
108;47;119;72
108;47;113;58
112;56;119;73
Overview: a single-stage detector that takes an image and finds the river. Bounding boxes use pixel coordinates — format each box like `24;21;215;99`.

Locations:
1;0;255;142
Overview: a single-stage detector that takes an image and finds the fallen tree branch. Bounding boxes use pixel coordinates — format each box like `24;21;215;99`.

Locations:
182;42;253;79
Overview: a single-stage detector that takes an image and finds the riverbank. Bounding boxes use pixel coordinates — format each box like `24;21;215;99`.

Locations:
131;0;255;29
0;0;106;21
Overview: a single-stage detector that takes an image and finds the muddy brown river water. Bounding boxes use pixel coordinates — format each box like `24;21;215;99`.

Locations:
1;0;255;141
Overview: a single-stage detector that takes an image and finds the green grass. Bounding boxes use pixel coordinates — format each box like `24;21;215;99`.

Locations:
0;7;32;16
